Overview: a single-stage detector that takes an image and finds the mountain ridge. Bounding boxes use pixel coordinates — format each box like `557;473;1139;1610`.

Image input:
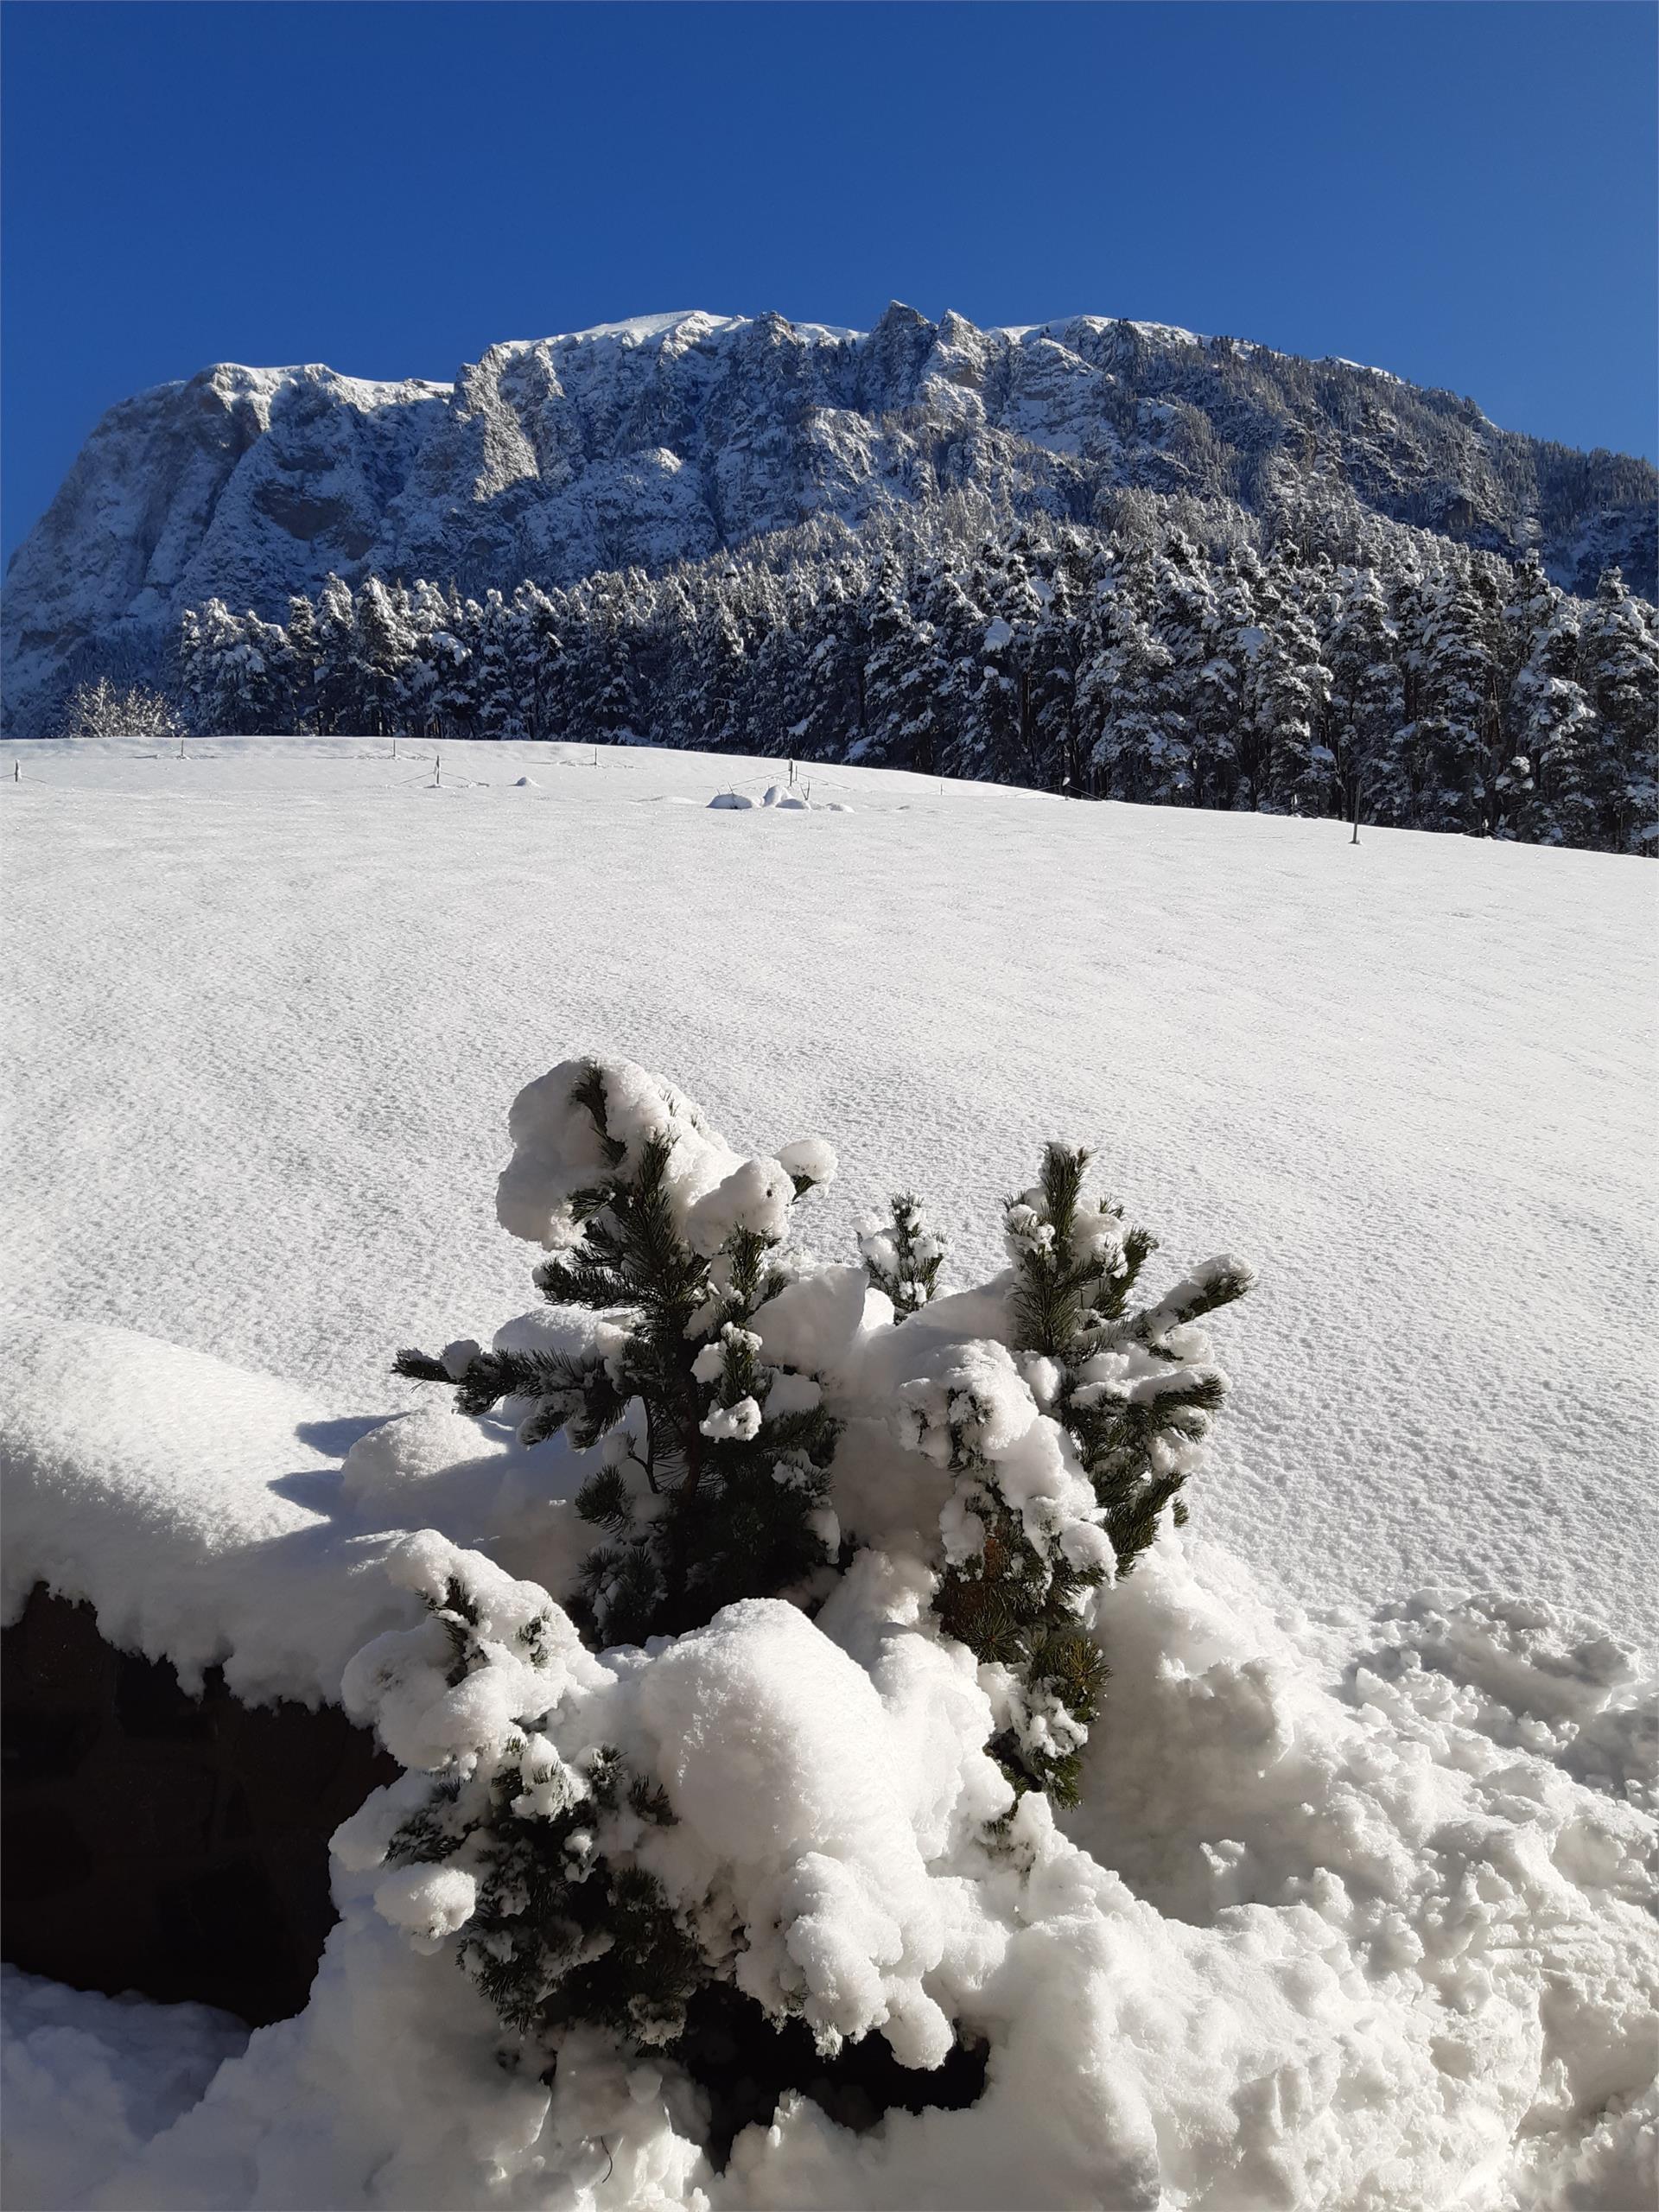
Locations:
5;302;1654;730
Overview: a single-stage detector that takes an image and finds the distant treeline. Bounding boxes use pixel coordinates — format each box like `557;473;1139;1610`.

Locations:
171;505;1656;854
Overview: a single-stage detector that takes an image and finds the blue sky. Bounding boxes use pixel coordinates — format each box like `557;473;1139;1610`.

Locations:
3;1;1654;564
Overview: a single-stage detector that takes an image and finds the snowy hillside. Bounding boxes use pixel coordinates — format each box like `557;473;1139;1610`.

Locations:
5;304;1655;731
3;741;1656;2210
4;738;1655;1636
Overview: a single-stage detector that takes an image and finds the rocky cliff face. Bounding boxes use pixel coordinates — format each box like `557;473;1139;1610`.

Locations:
5;304;1654;730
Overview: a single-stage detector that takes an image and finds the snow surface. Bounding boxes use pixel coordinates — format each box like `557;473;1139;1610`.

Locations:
0;1969;249;2211
2;738;1656;2211
3;736;1654;1638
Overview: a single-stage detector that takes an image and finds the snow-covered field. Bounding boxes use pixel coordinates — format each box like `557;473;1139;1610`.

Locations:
5;736;1656;1631
3;736;1656;2210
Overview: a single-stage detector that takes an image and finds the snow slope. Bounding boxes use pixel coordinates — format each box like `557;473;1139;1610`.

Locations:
3;737;1654;1639
2;740;1656;2212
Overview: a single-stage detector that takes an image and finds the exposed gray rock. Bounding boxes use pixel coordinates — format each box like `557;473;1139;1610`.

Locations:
5;305;1654;732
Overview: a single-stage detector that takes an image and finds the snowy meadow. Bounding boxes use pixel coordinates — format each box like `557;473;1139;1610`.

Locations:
2;736;1656;2210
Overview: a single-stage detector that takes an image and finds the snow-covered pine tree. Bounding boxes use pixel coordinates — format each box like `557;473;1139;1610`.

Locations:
1004;1146;1253;1572
1503;560;1594;845
511;582;565;739
432;594;480;740
859;1195;944;1315
55;674;181;744
1256;555;1335;816
283;594;321;732
1323;563;1404;828
353;579;412;736
918;1143;1253;1802
342;1543;709;2052
395;1061;842;1645
1578;567;1659;853
471;591;518;741
368;1056;1254;2081
1079;547;1187;803
314;575;359;734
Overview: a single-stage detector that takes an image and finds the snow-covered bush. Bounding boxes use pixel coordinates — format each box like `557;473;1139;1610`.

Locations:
372;1058;1251;2089
395;1061;845;1648
54;675;181;744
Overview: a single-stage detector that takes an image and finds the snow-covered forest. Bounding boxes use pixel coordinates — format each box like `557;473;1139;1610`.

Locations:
165;505;1658;855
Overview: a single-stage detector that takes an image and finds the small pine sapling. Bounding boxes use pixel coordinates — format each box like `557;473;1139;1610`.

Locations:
910;1143;1253;1802
859;1194;945;1315
340;1542;707;2059
396;1062;842;1645
1004;1142;1254;1573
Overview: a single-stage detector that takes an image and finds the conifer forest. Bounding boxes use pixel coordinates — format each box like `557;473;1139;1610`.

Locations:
170;505;1657;855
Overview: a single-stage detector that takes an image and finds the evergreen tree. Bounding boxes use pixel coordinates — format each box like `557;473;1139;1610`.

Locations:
314;575;359;734
1578;568;1659;852
1506;566;1594;844
1323;565;1404;827
283;594;321;732
1078;558;1185;802
354;578;414;736
924;1143;1254;1802
1256;556;1335;816
471;591;518;741
371;1056;1255;2071
395;1062;842;1646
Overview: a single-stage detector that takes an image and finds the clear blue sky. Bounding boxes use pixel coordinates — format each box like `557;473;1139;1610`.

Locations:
3;1;1654;565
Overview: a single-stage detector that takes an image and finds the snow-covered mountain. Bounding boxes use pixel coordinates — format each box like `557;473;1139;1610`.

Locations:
4;303;1655;730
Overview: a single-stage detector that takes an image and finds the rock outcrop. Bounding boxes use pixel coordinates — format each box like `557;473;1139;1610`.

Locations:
5;305;1654;730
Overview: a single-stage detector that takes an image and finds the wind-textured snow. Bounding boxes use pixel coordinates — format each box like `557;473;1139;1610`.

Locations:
3;737;1653;1640
2;739;1656;2212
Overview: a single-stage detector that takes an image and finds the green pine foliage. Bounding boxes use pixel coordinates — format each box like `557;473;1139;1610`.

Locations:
382;1064;1253;2062
378;1563;707;2055
859;1194;945;1316
1007;1143;1254;1574
927;1420;1109;1810
926;1144;1253;1805
396;1064;841;1646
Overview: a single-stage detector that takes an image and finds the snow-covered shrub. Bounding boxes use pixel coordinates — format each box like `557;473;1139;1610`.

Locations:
396;1061;844;1647
373;1058;1252;2088
858;1193;944;1317
54;676;181;744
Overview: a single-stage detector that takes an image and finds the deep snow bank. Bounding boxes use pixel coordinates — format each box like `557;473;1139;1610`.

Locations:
3;1290;1654;2211
2;1397;1653;2207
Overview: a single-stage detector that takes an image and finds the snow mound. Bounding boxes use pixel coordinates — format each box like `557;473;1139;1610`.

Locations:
3;1303;1653;2209
709;791;756;810
0;1320;594;1705
0;1968;248;2212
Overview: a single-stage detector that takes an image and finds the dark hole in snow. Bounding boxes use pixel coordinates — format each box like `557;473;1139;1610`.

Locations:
671;1983;990;2171
1;1586;396;2026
